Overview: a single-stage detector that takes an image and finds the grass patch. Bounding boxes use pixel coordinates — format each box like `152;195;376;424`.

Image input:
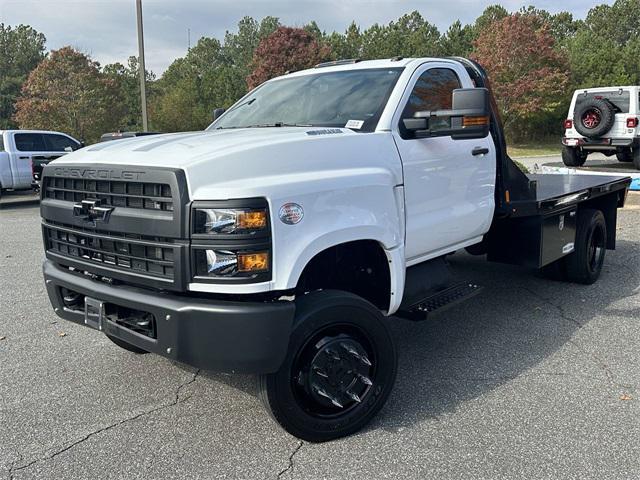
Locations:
507;141;561;158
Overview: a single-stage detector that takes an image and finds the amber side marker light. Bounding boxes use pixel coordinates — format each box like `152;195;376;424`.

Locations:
237;252;269;272
463;116;490;127
237;210;268;230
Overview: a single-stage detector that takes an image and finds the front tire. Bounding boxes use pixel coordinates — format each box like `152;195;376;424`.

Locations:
562;146;587;167
258;290;397;442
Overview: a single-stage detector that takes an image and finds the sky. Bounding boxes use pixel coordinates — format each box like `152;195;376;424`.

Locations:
0;0;613;75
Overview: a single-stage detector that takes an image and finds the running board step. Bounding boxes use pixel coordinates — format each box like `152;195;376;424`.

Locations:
397;282;483;321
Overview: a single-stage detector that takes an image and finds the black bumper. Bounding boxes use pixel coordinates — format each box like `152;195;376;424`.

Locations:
43;260;296;374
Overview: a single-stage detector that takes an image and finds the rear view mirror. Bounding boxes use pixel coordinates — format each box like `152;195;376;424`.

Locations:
402;88;490;140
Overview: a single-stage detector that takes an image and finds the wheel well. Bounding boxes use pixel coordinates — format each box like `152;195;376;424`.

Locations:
296;240;391;311
580;192;621;249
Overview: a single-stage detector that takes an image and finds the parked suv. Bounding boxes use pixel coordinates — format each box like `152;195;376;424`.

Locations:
562;86;640;169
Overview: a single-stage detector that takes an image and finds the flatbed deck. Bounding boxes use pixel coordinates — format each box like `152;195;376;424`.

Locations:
508;173;631;217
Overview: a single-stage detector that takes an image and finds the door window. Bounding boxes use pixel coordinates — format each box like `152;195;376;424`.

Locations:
400;68;461;137
14;133;46;152
44;134;80;152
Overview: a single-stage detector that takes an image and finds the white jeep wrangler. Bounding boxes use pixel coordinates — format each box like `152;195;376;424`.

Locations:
562;86;640;169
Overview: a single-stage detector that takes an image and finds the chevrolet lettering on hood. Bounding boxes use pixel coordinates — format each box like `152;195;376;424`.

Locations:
53;167;145;180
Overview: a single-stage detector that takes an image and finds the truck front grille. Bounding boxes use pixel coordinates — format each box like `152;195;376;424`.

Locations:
44;223;175;280
43;177;174;211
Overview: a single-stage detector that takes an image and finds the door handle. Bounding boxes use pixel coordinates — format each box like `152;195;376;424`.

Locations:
472;147;489;156
18;156;30;159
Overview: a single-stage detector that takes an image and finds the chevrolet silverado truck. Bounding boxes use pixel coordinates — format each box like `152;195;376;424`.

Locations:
41;57;630;442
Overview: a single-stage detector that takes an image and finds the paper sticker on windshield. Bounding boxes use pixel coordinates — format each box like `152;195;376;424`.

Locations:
345;120;364;129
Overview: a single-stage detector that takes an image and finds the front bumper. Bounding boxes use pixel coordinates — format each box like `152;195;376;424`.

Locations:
43;260;295;374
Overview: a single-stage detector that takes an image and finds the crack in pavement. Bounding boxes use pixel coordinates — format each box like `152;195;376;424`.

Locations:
8;369;200;479
518;285;632;391
277;440;304;479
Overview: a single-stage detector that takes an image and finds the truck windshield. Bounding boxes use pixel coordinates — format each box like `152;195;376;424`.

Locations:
210;68;404;132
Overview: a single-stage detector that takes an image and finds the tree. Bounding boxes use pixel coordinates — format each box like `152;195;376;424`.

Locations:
103;56;156;131
440;20;474;57
246;27;331;88
13;47;124;143
0;24;46;128
471;14;570;139
567;0;640;88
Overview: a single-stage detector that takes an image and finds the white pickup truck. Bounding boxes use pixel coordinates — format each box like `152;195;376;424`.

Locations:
40;57;630;441
0;129;82;199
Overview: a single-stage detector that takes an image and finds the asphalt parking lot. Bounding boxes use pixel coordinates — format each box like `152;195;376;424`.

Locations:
1;187;639;479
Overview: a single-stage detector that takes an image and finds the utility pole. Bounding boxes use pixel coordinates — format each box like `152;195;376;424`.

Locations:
136;0;148;132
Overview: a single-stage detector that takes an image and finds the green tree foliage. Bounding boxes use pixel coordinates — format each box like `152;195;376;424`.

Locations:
103;56;156;131
13;47;124;143
246;27;331;88
568;0;640;88
0;24;46;129
152;16;280;132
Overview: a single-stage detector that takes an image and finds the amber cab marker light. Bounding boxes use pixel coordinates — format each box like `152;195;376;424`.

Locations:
237;210;268;230
237;252;269;272
463;116;489;127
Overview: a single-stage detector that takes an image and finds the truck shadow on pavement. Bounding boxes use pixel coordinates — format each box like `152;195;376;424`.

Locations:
374;240;639;433
177;240;639;438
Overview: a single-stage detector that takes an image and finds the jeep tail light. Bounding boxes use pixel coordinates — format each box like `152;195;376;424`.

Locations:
563;119;573;129
626;117;639;128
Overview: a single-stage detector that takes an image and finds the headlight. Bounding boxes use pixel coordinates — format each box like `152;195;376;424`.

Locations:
194;208;268;235
195;249;270;277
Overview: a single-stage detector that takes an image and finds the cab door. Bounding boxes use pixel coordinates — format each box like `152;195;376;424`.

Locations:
392;63;496;263
11;132;46;188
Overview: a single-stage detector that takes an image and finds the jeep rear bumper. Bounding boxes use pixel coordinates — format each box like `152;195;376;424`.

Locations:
43;260;295;374
562;137;639;149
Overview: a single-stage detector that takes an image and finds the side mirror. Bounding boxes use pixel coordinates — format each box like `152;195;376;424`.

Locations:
212;108;226;121
64;146;74;153
402;88;490;140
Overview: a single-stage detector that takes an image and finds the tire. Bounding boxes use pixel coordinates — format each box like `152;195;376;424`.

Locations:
258;290;397;442
562;146;587;167
564;209;607;285
616;149;633;162
633;148;640;170
106;334;149;354
573;98;616;138
465;238;488;256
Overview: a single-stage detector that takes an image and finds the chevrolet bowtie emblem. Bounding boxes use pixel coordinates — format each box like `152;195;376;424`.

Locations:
73;199;113;223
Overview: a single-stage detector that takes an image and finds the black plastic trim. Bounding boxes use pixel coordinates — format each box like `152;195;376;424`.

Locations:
44;259;295;373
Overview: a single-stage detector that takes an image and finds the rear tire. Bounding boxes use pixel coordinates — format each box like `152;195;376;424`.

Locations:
258;290;397;442
564;209;607;285
106;334;149;354
562;146;587;167
616;149;633;162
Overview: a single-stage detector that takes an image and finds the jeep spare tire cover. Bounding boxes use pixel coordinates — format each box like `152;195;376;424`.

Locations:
573;98;616;138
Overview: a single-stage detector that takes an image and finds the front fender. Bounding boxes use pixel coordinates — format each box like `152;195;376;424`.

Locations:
271;182;404;294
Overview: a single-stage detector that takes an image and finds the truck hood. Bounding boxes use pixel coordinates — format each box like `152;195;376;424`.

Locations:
51;128;403;200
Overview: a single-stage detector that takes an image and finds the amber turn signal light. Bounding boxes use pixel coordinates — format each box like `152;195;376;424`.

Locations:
236;210;268;230
237;252;269;272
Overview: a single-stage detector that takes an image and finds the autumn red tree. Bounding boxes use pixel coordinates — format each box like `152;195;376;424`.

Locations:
471;14;569;137
246;27;331;89
14;46;124;142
